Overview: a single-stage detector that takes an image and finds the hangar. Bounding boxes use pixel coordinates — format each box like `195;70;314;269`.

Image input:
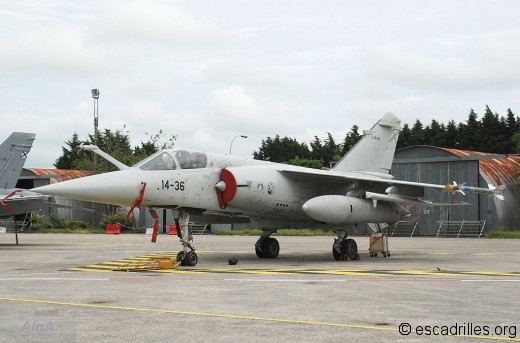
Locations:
392;146;520;235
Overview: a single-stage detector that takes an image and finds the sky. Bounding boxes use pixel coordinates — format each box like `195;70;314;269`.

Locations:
1;0;520;168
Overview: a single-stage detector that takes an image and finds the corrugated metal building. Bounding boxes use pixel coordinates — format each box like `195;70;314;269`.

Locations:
392;146;520;235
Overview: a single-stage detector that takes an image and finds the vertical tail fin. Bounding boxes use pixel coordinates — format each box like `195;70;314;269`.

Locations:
0;132;36;189
332;113;401;175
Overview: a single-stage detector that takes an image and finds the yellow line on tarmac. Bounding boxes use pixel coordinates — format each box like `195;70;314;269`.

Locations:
67;268;112;273
84;264;121;270
0;297;518;341
0;296;396;331
384;270;456;277
462;271;520;277
0;272;60;278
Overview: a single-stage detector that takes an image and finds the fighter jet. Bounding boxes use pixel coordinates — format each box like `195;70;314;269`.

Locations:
0;132;51;218
33;113;504;266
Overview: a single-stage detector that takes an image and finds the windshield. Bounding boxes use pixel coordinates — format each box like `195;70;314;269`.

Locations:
139;152;176;170
176;150;208;169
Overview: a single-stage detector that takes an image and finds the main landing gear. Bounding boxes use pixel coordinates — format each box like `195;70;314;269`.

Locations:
332;230;359;261
253;229;359;261
255;229;280;258
173;210;198;267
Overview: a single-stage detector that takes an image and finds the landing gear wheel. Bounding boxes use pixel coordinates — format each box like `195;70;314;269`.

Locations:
255;245;265;258
176;251;186;266
263;238;280;258
184;251;198;266
333;239;358;261
333;245;343;261
345;238;358;260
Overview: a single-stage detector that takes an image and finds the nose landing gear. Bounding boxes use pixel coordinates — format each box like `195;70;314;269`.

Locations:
173;209;198;266
333;230;359;261
255;229;279;258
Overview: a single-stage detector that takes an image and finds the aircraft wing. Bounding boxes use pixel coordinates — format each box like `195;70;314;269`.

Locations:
279;168;505;206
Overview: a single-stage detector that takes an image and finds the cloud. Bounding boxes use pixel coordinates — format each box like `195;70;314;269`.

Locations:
2;1;520;168
0;27;109;76
365;33;520;93
89;1;217;46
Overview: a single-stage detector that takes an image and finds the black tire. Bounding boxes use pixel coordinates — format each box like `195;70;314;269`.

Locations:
184;251;198;266
176;251;186;266
345;239;358;260
263;238;280;258
333;246;342;261
333;240;349;261
255;245;265;258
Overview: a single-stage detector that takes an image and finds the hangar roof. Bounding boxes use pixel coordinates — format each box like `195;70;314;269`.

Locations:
439;148;520;186
395;146;520;186
21;168;92;184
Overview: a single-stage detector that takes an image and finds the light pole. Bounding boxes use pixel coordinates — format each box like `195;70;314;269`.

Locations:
91;89;99;226
229;135;248;155
91;89;100;174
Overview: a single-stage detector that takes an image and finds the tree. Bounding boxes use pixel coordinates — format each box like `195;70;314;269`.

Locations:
480;105;503;153
54;133;87;169
506;108;519;153
424;119;445;147
322;132;341;167
71;129;135;173
513;131;520;153
309;136;324;162
342;125;361;155
444;120;459;148
134;130;177;161
253;106;520;165
253;135;311;162
285;157;324;169
409;119;425;146
54;128;176;173
458;109;482;151
397;123;411;150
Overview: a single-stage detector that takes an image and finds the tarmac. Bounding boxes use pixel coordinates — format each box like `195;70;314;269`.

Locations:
0;233;519;342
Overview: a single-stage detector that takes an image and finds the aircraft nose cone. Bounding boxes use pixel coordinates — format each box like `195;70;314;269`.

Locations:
32;170;142;206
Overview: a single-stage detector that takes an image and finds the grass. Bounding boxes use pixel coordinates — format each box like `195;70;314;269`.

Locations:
29;227;106;234
215;229;335;236
486;231;520;239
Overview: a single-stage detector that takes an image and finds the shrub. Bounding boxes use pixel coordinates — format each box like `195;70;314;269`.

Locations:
67;220;90;229
30;214;67;230
99;212;132;230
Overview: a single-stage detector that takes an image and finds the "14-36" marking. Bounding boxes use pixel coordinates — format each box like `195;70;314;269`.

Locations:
161;180;185;191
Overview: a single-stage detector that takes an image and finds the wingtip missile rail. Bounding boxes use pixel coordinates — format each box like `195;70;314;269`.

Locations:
443;181;506;200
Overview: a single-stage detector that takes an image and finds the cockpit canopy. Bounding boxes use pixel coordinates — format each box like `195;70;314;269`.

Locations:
136;150;208;171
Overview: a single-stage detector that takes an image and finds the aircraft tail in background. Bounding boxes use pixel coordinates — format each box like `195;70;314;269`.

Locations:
0;132;36;189
332;113;401;176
